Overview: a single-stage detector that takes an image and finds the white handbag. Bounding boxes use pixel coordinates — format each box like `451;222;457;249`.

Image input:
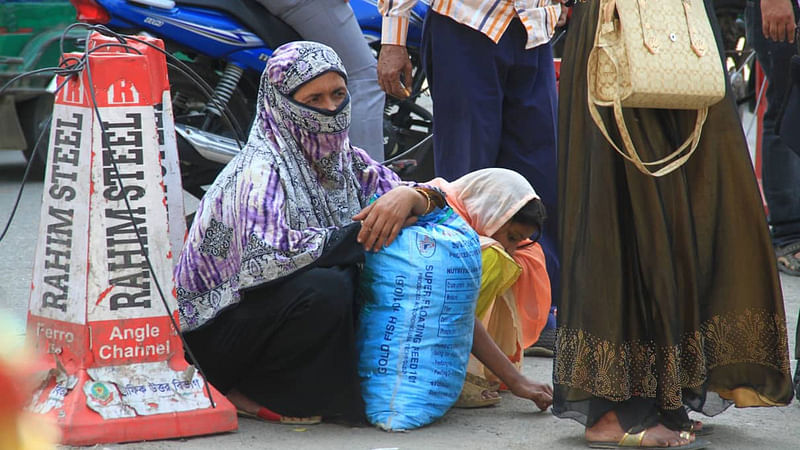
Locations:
587;0;727;176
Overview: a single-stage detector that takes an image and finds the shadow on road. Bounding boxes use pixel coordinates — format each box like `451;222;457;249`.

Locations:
0;151;31;182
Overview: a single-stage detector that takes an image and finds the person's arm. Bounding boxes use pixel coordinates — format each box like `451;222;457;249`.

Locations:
761;0;797;42
557;0;572;27
352;185;434;252
377;0;417;99
471;318;553;411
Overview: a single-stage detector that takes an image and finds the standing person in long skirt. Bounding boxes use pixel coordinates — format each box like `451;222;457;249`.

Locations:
553;1;795;448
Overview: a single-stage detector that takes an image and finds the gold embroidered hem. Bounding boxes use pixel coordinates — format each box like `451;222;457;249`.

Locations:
554;308;791;410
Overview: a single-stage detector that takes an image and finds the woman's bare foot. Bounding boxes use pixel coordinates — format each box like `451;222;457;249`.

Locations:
690;419;704;433
226;388;262;415
482;389;501;401
586;411;695;447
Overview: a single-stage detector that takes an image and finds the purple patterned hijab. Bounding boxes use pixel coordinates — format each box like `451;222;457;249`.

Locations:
175;42;400;331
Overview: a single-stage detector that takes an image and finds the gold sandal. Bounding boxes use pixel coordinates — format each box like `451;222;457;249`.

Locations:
588;428;709;449
453;376;501;409
464;372;501;391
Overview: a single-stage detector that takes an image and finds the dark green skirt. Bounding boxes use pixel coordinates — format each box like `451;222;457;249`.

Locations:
553;0;794;428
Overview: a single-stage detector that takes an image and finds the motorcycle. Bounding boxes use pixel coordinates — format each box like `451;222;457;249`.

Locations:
65;0;433;195
711;0;754;106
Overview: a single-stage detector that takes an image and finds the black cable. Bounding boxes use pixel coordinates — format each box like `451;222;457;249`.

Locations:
61;23;246;144
88;25;246;145
0;66;75;95
381;133;433;165
0;33;139;246
79;27;217;407
165;61;246;143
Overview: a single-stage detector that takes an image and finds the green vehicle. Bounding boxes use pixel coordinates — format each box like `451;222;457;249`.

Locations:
1;0;81;174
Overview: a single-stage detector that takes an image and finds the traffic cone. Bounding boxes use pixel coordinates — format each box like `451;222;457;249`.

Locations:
25;32;237;446
85;33;187;259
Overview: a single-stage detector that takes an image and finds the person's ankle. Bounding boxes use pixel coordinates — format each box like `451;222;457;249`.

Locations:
585;410;623;441
226;389;260;414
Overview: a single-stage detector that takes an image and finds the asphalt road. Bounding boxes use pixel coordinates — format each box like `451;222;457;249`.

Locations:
1;149;800;449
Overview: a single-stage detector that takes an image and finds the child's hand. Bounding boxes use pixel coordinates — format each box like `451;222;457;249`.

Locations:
509;376;554;411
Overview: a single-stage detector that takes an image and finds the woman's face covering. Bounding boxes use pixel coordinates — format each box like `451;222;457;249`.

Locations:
491;221;538;255
292;72;348;112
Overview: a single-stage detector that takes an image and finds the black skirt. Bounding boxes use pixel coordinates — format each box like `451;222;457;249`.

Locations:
183;225;366;423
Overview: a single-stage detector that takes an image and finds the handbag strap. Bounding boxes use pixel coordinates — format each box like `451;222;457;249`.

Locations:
636;0;659;54
587;45;708;177
683;0;708;57
635;0;707;57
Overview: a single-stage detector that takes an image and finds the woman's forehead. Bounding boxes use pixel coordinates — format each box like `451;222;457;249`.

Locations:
266;42;346;94
295;71;347;93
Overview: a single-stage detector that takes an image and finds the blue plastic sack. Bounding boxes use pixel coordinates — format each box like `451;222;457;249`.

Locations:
356;206;482;431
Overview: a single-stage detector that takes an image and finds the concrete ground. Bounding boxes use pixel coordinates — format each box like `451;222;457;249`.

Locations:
2;145;800;449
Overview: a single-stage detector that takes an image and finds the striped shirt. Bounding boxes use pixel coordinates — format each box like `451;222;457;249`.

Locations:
379;0;562;50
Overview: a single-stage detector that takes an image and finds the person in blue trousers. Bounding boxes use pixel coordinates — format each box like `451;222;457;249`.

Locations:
746;0;800;397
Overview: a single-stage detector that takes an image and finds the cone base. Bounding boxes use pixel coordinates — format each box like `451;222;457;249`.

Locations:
33;369;237;445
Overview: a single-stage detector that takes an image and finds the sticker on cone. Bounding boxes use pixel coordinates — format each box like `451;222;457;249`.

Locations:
25;32;236;446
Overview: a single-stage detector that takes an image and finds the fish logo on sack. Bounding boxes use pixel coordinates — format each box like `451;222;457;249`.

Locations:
416;233;436;258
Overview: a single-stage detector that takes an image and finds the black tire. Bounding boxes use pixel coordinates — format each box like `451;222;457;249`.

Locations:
17;94;54;179
383;99;434;181
715;6;755;107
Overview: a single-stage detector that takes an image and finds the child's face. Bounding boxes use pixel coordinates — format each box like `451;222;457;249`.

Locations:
490;221;539;255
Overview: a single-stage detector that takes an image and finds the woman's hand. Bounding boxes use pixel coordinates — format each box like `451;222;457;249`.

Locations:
353;186;427;252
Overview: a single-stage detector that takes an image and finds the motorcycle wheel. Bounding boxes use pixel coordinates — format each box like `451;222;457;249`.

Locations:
715;6;755;108
383;98;434;182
